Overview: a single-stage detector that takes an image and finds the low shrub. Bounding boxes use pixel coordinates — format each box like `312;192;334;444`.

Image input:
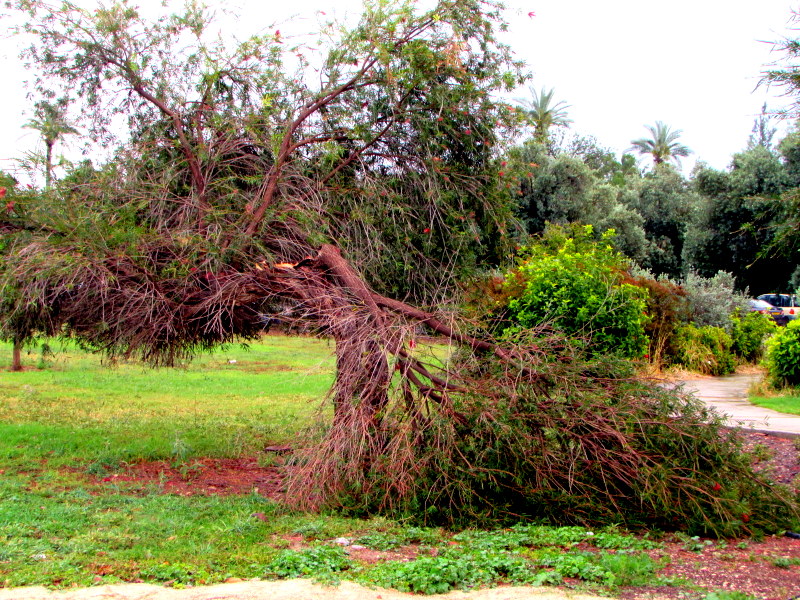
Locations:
730;311;776;362
681;271;749;331
766;319;800;386
631;275;687;367
671;324;736;375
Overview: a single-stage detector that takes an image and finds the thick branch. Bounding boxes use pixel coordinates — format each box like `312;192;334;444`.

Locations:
242;58;381;238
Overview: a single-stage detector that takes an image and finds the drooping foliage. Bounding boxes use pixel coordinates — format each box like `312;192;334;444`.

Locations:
290;329;796;536
1;0;524;363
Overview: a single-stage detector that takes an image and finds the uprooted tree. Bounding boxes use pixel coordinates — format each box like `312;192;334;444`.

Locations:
1;0;797;534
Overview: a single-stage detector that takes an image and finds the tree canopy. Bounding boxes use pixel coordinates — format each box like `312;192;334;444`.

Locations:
1;0;527;358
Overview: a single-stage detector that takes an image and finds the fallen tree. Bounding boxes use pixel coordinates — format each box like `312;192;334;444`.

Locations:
1;0;796;535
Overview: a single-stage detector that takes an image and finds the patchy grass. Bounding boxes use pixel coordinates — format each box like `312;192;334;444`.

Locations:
0;336;793;598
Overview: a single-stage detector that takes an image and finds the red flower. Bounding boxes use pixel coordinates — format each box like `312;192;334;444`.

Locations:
501;161;507;167
712;482;721;492
499;171;505;176
423;228;431;234
741;513;750;523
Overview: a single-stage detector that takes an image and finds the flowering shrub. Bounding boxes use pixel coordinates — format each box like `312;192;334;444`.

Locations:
505;226;648;358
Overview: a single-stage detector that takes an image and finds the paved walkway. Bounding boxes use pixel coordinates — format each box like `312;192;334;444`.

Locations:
677;373;800;437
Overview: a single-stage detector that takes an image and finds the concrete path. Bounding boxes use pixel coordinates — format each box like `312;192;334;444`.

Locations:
677;373;800;437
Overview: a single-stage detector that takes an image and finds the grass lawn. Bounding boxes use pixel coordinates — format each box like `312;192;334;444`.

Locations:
0;336;759;595
749;390;800;415
0;336;336;466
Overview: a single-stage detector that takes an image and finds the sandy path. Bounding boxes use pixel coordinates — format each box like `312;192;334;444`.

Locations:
0;580;607;600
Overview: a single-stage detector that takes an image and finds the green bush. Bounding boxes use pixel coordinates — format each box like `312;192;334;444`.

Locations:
671;324;736;375
730;311;776;362
681;271;749;331
766;319;800;386
505;226;648;358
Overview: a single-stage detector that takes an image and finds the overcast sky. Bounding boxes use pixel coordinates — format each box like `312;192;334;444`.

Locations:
0;0;797;182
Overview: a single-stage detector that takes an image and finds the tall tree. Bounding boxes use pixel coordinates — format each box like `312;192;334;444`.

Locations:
623;166;700;278
747;103;777;151
24;99;78;190
629;121;691;167
515;86;571;147
8;100;77;371
686;146;795;292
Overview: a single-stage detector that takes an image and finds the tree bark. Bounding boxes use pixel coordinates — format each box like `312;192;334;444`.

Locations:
11;339;22;372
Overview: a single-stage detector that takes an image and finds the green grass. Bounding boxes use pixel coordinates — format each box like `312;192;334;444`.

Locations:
0;336;335;466
749;391;800;415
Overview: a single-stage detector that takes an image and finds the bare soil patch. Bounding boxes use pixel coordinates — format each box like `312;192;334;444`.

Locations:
631;535;800;600
95;457;285;498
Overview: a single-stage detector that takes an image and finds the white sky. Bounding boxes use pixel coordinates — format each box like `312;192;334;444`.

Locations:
0;0;797;181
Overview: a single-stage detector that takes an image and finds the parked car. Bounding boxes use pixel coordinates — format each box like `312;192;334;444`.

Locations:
757;293;799;320
749;298;789;325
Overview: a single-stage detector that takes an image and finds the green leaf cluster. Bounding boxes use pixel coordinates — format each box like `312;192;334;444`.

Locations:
766;319;800;386
670;324;736;376
505;226;647;358
730;310;776;362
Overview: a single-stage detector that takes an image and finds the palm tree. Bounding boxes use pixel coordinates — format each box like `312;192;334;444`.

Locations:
516;86;572;144
629;121;691;166
12;101;77;371
24;100;78;190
